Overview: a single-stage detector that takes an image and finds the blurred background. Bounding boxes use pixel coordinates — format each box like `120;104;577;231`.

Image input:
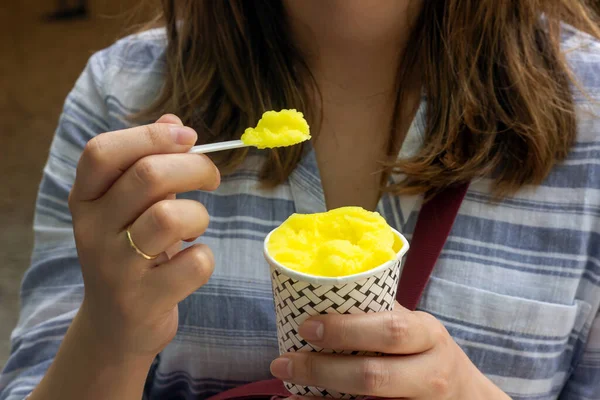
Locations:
0;0;153;368
1;0;600;370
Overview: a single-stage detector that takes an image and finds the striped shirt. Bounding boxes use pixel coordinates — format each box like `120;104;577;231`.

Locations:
1;24;600;400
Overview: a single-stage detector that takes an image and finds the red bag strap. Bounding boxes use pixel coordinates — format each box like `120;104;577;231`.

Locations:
396;183;469;311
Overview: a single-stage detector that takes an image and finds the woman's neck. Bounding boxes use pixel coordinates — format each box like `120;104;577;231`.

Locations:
284;0;423;105
283;1;424;210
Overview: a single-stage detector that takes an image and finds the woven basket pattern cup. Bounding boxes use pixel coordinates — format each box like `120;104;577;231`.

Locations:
264;228;409;398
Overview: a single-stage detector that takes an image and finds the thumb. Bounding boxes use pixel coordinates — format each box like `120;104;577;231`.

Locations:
156;113;184;125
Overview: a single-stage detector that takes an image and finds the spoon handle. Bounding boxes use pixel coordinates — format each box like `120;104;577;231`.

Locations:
188;140;247;154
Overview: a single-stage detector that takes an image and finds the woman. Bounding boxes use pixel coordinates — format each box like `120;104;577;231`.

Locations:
1;1;599;399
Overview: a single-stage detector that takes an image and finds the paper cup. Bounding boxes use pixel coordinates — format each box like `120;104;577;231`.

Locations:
264;228;410;398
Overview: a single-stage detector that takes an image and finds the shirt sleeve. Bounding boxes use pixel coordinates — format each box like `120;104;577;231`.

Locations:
0;49;110;400
558;310;600;400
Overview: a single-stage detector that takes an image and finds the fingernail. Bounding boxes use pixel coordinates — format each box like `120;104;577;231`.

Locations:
169;125;197;145
270;357;292;380
299;320;324;342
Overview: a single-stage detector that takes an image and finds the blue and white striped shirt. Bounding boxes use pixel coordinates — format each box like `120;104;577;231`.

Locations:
1;24;600;400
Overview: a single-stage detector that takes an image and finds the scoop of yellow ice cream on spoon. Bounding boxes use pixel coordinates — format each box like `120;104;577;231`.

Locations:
189;109;310;154
240;109;310;149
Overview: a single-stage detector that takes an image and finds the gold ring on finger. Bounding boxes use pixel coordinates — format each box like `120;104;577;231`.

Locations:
126;226;159;260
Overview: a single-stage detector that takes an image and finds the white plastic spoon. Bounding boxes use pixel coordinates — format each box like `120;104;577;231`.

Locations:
188;140;246;154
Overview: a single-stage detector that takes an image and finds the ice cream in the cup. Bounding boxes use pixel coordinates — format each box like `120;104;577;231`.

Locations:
264;207;409;398
267;206;403;278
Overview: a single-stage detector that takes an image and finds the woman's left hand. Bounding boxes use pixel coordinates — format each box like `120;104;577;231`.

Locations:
270;304;511;399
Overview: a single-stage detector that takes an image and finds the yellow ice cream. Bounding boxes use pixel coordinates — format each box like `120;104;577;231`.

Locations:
267;207;401;277
241;109;311;149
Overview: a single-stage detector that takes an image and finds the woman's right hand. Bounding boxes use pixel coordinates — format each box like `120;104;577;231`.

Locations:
68;114;220;359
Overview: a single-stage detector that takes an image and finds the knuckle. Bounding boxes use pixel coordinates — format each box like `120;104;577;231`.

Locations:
151;201;178;233
299;354;317;382
190;246;215;286
83;136;107;167
383;312;409;345
142;124;163;148
361;358;390;394
337;316;351;346
133;157;161;188
427;366;451;398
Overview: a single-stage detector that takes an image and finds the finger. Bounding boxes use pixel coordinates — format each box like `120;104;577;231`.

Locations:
271;352;433;398
101;153;220;229
298;309;436;354
71;118;197;202
127;199;210;258
145;243;215;305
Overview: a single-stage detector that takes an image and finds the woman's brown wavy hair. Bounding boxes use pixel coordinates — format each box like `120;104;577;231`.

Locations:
138;0;600;196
